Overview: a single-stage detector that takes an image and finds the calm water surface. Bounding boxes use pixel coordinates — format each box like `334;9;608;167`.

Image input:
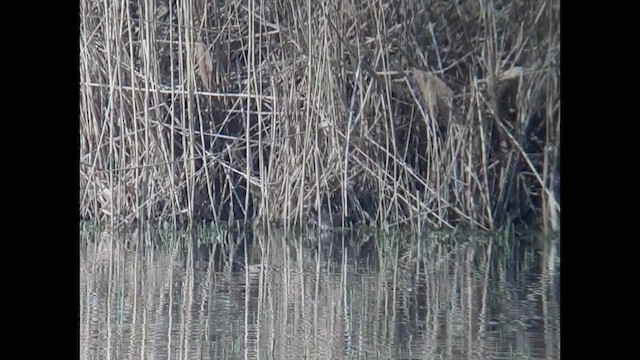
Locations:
80;227;560;359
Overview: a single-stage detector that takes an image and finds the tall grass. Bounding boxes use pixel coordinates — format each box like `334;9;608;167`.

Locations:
80;0;560;232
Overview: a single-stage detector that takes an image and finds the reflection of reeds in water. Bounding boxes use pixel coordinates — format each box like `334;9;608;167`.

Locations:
80;228;559;359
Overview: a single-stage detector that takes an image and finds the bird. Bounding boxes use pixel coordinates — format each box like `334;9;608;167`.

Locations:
309;209;350;232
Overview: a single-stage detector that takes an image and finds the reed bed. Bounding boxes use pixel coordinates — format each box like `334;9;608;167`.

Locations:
80;0;560;232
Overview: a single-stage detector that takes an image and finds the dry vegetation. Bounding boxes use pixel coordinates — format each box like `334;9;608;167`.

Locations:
80;0;560;232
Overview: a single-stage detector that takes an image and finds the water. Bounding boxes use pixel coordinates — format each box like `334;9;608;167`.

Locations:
80;227;560;359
